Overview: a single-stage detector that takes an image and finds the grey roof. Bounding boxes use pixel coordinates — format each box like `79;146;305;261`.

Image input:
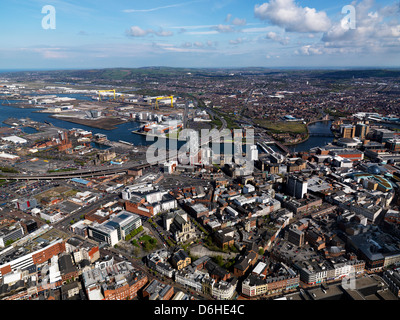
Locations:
58;254;77;274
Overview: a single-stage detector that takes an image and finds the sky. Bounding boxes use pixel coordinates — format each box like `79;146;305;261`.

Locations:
0;0;400;69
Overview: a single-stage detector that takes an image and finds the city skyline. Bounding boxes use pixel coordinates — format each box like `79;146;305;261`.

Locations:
1;0;400;69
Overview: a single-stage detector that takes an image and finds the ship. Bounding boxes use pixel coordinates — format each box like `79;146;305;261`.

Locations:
119;140;134;146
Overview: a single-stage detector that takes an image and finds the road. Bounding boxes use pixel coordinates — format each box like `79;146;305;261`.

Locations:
100;245;210;300
3;160;153;181
53;193;119;230
202;105;227;131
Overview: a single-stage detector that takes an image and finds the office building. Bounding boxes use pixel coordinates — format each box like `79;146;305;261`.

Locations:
87;210;142;246
355;123;370;140
340;125;355;139
287;176;308;199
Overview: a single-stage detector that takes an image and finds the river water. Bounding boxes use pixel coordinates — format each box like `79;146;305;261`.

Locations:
2;94;399;154
0;95;240;153
0;95;148;145
287;120;400;153
288;121;334;152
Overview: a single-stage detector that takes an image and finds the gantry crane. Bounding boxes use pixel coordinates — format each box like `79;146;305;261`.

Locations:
98;89;116;101
155;96;174;110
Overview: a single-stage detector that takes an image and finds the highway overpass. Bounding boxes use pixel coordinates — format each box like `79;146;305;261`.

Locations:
2;161;153;181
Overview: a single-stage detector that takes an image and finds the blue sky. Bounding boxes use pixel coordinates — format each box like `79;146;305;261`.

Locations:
1;0;399;69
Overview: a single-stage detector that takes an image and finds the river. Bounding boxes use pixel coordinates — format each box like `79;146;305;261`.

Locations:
288;121;334;152
0;95;149;146
0;95;242;152
3;94;398;154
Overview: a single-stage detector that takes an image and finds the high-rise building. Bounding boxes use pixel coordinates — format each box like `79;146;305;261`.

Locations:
287;176;308;199
249;145;258;161
340;125;355;139
355;123;370;140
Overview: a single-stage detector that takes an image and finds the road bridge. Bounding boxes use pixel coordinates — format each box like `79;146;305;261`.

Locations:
2;162;154;181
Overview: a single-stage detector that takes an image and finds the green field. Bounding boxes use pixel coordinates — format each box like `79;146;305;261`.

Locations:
254;119;308;134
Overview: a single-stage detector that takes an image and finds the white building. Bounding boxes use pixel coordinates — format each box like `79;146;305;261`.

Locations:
40;211;63;223
87;223;119;247
233;195;257;207
249;145;258;161
225;206;239;217
164;161;178;174
0;152;19;161
243;184;255;194
2;136;27;144
87;210;142;246
287;176;308;199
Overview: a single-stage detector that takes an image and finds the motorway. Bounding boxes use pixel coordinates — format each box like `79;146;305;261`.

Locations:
201;105;228;131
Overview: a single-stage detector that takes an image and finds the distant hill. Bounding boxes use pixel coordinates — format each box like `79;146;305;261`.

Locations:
309;69;400;80
3;67;400;81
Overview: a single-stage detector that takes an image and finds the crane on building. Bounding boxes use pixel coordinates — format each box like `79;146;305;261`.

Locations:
155;96;174;110
98;89;116;101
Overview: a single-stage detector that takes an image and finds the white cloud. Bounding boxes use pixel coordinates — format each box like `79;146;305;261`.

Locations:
180;41;217;49
206;40;215;47
123;1;205;13
127;26;153;37
229;37;245;45
20;47;71;59
266;31;289;45
186;30;219;35
242;26;276;33
254;0;331;33
231;18;247;26
321;0;400;51
212;24;235;33
155;29;174;37
126;26;173;37
289;0;400;60
296;45;323;56
170;25;216;30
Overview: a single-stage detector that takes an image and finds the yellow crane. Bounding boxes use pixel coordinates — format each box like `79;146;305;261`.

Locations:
155;96;174;110
98;89;116;101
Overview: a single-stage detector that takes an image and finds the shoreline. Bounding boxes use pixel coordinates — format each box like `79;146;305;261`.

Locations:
49;115;127;130
282;119;331;147
132;130;255;144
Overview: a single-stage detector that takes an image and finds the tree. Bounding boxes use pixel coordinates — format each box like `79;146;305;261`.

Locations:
258;248;265;255
132;239;139;247
5;239;15;247
213;255;224;267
